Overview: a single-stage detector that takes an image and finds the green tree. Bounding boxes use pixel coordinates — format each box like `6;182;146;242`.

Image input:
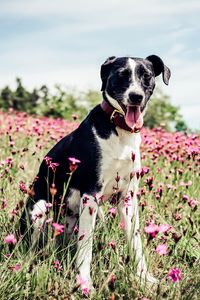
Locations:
144;88;187;131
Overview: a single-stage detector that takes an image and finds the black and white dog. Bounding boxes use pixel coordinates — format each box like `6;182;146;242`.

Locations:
20;55;170;292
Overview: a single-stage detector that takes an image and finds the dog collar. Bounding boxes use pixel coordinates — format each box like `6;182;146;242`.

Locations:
100;100;141;133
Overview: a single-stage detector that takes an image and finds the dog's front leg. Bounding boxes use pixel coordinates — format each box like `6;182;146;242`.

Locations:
118;188;158;285
76;195;98;293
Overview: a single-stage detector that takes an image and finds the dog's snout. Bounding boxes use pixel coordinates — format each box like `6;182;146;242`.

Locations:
128;92;143;105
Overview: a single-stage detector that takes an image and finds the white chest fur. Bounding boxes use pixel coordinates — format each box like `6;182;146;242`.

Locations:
94;127;141;199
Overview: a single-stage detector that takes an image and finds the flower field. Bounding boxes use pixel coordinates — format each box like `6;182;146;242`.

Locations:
0;109;199;300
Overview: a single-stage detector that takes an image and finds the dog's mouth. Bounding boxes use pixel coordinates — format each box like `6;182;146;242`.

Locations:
125;105;143;130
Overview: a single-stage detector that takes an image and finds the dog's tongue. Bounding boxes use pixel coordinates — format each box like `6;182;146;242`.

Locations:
125;106;143;130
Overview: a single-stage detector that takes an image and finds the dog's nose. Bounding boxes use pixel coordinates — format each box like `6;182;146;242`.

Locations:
128;92;143;105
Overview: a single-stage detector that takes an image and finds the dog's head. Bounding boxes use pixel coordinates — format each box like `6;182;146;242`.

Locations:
100;55;171;130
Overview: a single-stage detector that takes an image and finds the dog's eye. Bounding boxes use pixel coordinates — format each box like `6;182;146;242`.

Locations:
118;69;130;78
143;73;152;80
142;73;152;86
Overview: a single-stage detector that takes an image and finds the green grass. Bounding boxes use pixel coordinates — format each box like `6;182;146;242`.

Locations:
0;111;199;299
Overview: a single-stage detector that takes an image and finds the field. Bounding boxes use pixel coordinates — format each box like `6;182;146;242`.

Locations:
0;109;199;300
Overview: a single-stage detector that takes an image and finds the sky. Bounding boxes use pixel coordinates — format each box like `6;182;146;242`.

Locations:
0;0;200;129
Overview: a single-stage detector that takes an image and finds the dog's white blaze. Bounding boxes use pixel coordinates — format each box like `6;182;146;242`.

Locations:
125;58;145;104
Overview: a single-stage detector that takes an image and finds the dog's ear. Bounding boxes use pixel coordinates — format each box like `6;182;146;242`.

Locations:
100;56;117;91
146;55;171;85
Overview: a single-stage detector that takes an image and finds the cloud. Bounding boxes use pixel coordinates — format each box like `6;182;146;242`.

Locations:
0;0;199;129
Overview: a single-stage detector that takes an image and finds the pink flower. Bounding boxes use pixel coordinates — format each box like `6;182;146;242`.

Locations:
10;263;21;272
155;244;168;255
73;225;79;234
52;260;62;271
158;224;172;233
68;157;81;164
144;223;159;238
82;287;90;296
188;199;199;208
76;275;90;296
108;240;116;250
108;207;117;218
52;223;64;236
49;162;59;173
4;234;17;245
44;156;52;166
19;181;27;194
168;268;182;282
77;274;87;286
68;157;81;172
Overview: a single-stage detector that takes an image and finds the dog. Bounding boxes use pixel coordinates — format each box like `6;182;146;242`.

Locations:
20;54;170;293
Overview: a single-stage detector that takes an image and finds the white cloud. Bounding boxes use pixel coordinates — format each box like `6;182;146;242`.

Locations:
0;0;199;129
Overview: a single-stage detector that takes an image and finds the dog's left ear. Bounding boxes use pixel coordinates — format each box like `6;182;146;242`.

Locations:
146;55;171;85
100;56;117;91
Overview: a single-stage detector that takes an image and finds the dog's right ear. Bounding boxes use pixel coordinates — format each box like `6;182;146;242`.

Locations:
100;56;117;91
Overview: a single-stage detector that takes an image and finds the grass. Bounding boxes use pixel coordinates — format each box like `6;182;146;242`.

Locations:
0;110;199;300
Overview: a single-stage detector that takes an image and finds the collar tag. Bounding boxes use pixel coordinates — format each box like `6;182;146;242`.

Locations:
110;109;123;122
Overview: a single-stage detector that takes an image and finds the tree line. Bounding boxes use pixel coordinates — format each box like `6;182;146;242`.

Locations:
0;77;187;131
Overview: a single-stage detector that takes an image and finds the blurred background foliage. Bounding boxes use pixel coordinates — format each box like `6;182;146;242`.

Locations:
0;77;187;131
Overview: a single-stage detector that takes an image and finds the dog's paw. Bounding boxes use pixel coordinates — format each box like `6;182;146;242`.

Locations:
136;269;159;287
144;272;159;286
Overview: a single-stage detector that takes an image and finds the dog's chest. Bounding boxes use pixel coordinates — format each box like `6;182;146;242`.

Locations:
95;128;141;198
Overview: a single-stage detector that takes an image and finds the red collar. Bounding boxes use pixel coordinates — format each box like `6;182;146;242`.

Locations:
100;100;141;133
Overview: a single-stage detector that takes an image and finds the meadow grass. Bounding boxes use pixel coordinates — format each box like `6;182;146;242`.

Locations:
0;110;199;300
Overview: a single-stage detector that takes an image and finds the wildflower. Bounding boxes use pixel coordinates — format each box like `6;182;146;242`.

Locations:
131;152;136;162
82;287;90;297
108;274;116;291
108;207;117;218
1;198;7;209
155;244;168;255
108;240;116;250
174;213;182;221
182;194;188;202
188;198;199;208
68;157;81;172
19;181;27;194
78;234;85;241
52;223;64;237
52;260;62;271
172;233;181;243
140;166;149;177
49;162;59;173
10;263;21;272
44;156;52;166
115;172;120;182
50;183;57;196
45;202;53;209
144;223;159;238
158;224;172;233
4;234;17;245
82;196;89;206
72;114;78;120
73;225;79;234
89;206;94;215
168;268;182;282
76;275;90;296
